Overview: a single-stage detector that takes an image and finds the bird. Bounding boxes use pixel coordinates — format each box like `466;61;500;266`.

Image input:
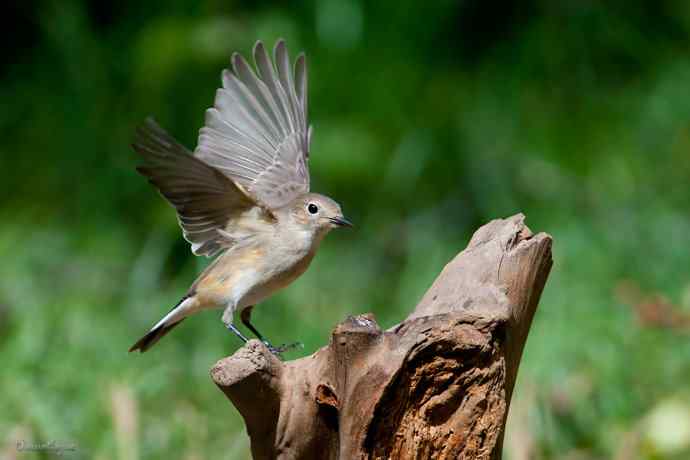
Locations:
128;39;352;354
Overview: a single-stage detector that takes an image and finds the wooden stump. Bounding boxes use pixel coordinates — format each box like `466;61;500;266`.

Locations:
211;214;553;459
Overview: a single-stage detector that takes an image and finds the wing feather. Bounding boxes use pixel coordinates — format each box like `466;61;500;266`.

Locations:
213;87;276;159
254;41;293;136
133;118;273;257
274;40;302;134
294;53;308;153
194;39;311;208
231;54;283;143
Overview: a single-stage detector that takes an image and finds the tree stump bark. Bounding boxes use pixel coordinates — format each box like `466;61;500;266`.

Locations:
210;213;553;459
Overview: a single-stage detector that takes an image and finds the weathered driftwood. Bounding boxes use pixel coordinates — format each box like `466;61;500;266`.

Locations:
210;213;553;459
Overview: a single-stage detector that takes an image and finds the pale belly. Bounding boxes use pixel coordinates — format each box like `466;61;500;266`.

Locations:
194;239;317;313
238;247;316;308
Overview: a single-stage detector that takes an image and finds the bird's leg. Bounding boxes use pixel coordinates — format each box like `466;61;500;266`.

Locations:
222;305;249;343
240;306;267;342
226;323;249;343
240;306;302;354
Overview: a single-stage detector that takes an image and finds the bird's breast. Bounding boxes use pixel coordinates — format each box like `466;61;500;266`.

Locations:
193;229;319;309
240;232;318;305
263;239;316;286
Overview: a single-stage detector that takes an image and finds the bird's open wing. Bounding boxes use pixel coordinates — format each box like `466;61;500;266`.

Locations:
133;118;273;257
194;39;311;209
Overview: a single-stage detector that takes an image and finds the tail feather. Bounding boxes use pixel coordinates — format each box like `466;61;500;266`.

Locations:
129;319;185;353
129;295;195;353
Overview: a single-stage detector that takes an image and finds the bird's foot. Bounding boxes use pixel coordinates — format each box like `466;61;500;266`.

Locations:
263;340;304;356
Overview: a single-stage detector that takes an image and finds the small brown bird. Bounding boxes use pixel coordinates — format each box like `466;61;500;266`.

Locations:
129;39;351;353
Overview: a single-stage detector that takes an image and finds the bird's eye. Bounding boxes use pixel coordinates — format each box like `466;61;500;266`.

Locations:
307;203;319;214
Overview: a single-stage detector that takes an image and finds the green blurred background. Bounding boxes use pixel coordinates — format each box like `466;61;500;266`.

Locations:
2;1;690;459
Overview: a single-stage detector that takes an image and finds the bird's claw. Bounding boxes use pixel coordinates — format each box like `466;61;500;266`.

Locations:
263;340;304;355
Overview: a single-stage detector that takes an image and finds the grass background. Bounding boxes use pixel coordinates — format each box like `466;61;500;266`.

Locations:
2;1;690;458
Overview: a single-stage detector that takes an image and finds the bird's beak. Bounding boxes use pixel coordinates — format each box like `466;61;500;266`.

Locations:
329;216;353;228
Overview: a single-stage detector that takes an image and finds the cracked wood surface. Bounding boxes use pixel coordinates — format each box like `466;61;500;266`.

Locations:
211;213;553;459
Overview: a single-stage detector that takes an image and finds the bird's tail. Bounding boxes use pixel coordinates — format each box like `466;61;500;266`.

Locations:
128;319;185;353
129;296;195;353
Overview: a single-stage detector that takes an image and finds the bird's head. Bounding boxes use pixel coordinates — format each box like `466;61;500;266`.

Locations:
286;193;352;237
